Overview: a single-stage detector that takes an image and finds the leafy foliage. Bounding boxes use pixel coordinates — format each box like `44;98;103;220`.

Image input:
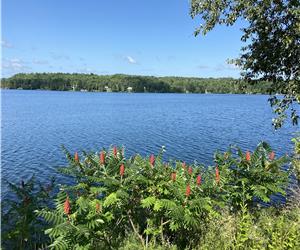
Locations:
1;142;293;249
35;142;290;249
1;176;55;250
214;142;290;209
192;200;300;250
190;0;300;128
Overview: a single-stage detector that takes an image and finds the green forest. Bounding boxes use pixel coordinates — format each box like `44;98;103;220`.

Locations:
1;73;273;94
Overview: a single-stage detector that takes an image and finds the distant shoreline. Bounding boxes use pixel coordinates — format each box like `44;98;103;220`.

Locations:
1;88;270;95
1;72;274;95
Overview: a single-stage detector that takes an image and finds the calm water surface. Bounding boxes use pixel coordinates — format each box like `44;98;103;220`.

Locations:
1;90;298;197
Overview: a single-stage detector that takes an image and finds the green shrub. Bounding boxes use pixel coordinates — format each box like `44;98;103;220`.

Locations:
1;176;55;250
35;142;290;249
214;142;289;209
194;202;300;250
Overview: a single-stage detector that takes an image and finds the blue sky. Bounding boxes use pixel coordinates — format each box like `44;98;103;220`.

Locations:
2;0;246;78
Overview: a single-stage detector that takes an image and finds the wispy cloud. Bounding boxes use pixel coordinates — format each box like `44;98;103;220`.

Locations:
126;56;137;64
1;39;13;48
32;59;49;65
51;52;70;60
197;65;210;70
214;63;239;71
1;58;31;71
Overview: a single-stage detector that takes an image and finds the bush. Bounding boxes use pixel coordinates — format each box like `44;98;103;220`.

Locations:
1;176;55;249
34;142;290;249
214;142;289;209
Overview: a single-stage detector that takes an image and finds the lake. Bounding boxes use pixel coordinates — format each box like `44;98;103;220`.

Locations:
1;90;298;198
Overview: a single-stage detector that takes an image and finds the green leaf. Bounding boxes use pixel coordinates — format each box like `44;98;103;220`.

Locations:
103;193;119;208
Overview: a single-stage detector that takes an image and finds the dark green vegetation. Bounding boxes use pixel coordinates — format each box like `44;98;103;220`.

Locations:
1;73;273;94
191;0;300;128
1;177;55;249
2;141;300;250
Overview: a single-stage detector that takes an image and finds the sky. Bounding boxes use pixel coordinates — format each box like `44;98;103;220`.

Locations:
1;0;247;78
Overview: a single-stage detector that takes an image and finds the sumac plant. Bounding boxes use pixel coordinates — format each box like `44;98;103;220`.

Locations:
214;142;290;210
35;142;290;249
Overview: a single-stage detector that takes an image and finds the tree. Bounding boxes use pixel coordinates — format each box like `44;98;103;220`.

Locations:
190;0;300;129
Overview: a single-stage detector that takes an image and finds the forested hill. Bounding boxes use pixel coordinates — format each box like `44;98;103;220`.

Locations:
1;73;272;94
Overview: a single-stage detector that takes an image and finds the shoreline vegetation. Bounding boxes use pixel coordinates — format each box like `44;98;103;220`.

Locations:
1;73;273;94
2;141;300;249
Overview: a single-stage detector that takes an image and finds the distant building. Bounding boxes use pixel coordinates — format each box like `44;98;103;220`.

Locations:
127;86;133;92
104;86;112;92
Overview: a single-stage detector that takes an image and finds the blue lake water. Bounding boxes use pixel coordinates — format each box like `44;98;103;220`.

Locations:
1;90;298;197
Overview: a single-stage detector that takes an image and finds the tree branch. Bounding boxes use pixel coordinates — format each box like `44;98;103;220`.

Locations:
127;211;145;248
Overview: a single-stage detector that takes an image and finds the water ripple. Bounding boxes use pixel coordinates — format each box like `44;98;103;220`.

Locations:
1;90;298;198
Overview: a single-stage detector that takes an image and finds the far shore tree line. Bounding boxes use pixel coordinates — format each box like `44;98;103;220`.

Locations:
1;73;273;94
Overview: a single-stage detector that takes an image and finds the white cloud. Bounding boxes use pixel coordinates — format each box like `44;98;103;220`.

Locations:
126;56;137;64
1;39;13;48
1;58;30;71
10;58;23;63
